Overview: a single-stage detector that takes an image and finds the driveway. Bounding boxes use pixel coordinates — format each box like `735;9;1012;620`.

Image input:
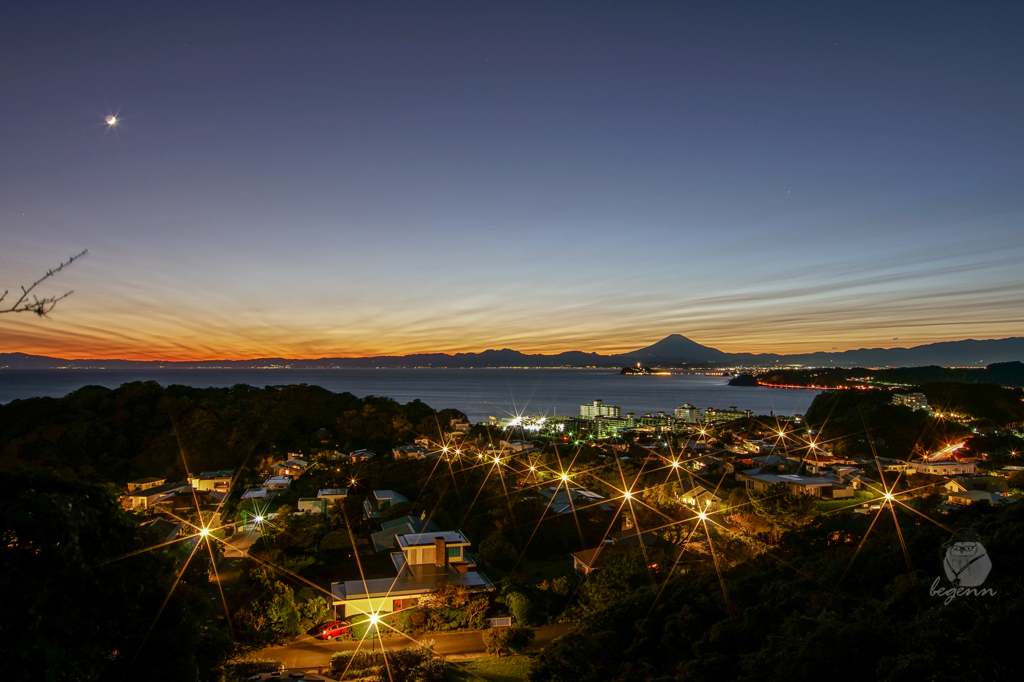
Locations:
256;622;574;668
223;528;261;557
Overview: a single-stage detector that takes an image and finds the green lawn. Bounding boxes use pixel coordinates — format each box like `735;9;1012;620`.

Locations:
814;490;879;514
449;656;532;682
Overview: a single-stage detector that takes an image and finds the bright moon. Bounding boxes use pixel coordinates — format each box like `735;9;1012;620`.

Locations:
105;115;116;125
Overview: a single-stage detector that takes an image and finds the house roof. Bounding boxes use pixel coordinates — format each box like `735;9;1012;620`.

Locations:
692;455;728;468
318;488;348;498
371;518;441;553
128;476;164;485
140;518;181;544
751;455;791;467
679;478;719;499
373;490;409;503
381;514;437;531
242;487;270;499
332;565;492;603
194;470;234;479
537;487;612;514
572;546;605;570
397;531;470;548
947;491;1016;505
739;470;835;488
126;482;190;499
610;527;659;547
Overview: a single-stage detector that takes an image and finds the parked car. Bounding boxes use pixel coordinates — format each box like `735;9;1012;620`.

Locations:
316;620;351;640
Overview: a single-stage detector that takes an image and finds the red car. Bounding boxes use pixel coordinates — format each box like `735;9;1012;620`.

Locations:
316;620;351;640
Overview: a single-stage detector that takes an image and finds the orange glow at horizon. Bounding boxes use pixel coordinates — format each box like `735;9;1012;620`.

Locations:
3;243;1021;363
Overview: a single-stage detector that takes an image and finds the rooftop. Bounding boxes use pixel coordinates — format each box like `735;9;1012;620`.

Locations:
318;488;348;497
127;476;164;485
397;531;470;548
194;470;234;479
740;469;835;487
332;566;492;602
371;517;441;553
126;482;190;498
373;490;409;503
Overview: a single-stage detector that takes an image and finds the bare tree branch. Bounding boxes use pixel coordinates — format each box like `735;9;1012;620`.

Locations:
1;250;89;316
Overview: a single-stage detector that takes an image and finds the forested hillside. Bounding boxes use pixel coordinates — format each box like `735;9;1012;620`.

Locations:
0;382;461;482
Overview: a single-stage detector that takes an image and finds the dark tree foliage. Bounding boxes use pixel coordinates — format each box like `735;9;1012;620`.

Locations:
921;382;1024;427
0;468;231;682
754;363;1024;389
804;389;969;458
0;382;459;481
530;502;1024;682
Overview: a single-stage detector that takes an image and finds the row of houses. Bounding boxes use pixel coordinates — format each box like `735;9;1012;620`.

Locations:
241;456;311;501
123;472;235;511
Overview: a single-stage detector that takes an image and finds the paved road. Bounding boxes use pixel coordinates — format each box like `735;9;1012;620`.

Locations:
223;529;261;557
258;623;574;668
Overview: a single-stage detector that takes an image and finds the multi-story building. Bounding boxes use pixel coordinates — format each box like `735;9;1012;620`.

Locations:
893;393;931;412
580;400;621;419
703;406;752;423
674;403;702;423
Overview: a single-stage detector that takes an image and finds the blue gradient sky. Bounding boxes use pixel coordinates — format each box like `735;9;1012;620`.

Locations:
2;1;1022;359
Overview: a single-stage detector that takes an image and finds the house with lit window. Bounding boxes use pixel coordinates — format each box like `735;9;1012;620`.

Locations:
318;488;349;507
189;470;235;492
122;482;192;510
678;478;722;512
912;461;977;476
127;477;166;493
330;530;492;620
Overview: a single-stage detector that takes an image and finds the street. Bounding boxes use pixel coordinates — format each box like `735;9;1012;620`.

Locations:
257;623;574;668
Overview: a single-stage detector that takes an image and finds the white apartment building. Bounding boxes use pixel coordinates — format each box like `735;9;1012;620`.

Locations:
580;399;621;418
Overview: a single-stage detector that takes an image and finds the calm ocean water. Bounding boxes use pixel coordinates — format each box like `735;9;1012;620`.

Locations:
0;368;819;423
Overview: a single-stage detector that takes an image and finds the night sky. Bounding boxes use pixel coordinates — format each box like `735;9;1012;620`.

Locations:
2;1;1022;360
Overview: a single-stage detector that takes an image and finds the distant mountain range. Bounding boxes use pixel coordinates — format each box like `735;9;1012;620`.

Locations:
3;335;1023;370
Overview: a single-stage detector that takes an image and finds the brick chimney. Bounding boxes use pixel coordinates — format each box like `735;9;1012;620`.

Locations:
434;536;447;568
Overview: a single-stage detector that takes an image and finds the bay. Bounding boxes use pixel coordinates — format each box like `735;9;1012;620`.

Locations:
0;368;819;423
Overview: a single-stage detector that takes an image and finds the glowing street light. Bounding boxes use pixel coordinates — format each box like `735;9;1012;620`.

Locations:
623;490;633;500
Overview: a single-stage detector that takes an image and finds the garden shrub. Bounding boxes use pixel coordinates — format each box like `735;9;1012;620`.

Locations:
223;658;283;679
